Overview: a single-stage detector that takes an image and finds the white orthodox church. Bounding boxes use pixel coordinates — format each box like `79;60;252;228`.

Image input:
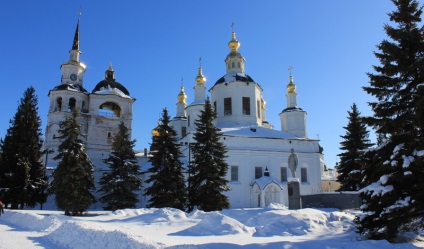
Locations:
43;19;325;209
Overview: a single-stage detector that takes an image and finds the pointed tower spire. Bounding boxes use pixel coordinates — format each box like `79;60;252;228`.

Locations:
69;11;82;62
72;19;80;50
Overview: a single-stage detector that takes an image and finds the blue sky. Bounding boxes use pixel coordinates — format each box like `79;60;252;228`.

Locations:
0;1;395;169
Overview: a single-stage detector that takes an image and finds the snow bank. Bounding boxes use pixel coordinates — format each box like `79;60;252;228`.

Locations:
174;211;254;236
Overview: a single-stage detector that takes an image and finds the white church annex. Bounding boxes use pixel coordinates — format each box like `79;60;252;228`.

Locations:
43;18;325;209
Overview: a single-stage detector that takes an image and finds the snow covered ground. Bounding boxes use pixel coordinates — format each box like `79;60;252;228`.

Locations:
0;205;422;249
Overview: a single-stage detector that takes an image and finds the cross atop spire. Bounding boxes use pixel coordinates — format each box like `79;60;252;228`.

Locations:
288;66;293;76
199;57;202;68
231;22;235;32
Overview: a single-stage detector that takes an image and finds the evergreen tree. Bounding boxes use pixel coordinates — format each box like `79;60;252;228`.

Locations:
144;108;187;210
336;103;373;191
98;122;141;211
358;0;424;240
0;87;46;209
50;110;96;216
188;99;230;212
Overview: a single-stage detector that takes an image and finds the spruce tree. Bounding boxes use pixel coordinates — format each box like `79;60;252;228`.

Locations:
50;110;96;216
336;103;373;191
188;98;230;212
358;0;424;240
144;108;187;210
0;87;46;209
98;122;141;211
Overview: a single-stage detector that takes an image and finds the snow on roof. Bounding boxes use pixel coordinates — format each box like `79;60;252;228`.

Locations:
220;125;300;140
93;85;132;99
251;176;285;190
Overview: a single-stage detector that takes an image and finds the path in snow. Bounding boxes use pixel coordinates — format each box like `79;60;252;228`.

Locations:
0;222;46;249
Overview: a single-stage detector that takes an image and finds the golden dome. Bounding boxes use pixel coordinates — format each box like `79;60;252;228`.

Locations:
151;127;159;137
287;75;296;93
178;86;187;103
151;120;161;137
195;67;206;85
228;32;240;51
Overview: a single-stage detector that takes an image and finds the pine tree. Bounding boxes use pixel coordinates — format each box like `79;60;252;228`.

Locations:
50;110;96;216
188;98;230;212
336;103;373;191
0;87;46;209
98;122;141;211
144;108;187;210
358;0;424;240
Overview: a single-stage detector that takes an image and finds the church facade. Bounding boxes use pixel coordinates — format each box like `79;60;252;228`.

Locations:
147;30;325;208
43;19;136;183
43;19;325;209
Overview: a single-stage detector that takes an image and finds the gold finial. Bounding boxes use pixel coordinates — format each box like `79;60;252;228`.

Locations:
228;22;240;51
195;59;206;85
178;85;187;104
287;66;296;93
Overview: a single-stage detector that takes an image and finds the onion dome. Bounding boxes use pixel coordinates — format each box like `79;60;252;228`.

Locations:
151;120;161;137
178;86;187;104
195;67;206;85
92;64;130;95
287;75;296;93
228;31;240;51
151;127;160;137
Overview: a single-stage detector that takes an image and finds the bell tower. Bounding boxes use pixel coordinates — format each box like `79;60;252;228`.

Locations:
60;14;86;85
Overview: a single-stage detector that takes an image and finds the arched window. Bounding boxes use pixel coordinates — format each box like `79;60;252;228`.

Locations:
232;62;235;68
98;102;121;117
56;97;62;111
68;98;76;111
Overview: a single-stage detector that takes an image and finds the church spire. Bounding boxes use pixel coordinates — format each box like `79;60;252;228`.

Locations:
72;19;80;51
69;12;82;62
195;57;206;85
285;67;298;108
225;23;245;74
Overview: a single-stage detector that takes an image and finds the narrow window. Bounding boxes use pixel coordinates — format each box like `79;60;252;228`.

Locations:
68;98;76;111
56;97;62;111
182;126;187;137
213;101;217;112
242;97;250;115
224;98;232;115
255;166;263;179
188;115;190;127
231;166;239;182
257;100;261;118
301;168;308;182
107;131;112;138
281;167;288;182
